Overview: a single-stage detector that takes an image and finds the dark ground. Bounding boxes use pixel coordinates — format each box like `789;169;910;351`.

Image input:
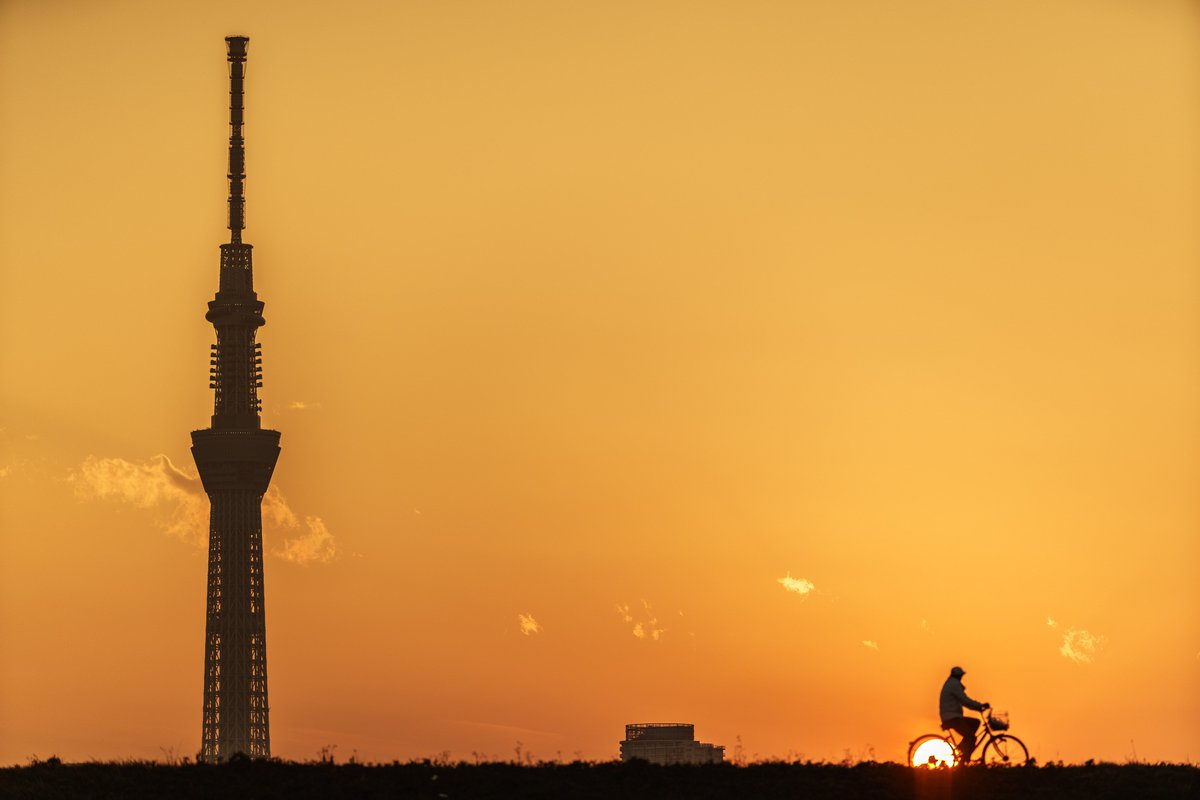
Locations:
2;760;1197;800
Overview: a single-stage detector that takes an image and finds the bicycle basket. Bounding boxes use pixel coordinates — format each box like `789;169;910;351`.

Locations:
989;711;1010;731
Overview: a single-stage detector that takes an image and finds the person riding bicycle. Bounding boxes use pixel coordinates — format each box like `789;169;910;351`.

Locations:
939;666;990;761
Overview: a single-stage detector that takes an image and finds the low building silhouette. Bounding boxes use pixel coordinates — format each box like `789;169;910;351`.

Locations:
619;723;725;764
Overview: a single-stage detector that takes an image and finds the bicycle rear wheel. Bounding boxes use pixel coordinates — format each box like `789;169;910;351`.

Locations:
908;734;956;768
982;734;1028;766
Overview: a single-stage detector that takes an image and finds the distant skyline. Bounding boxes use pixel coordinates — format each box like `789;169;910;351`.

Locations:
1;0;1197;765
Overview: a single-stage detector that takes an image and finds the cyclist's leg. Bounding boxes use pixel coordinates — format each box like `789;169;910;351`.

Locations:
960;718;980;761
944;718;980;761
940;722;961;758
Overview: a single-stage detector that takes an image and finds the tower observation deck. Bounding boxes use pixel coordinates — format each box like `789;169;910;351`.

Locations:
191;35;281;762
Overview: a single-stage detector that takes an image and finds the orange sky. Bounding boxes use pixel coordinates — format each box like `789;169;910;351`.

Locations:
1;0;1198;765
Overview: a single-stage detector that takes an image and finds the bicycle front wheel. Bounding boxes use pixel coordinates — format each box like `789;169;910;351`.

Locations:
982;734;1028;766
908;734;956;768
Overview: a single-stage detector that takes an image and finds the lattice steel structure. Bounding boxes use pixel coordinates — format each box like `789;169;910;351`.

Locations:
191;35;280;762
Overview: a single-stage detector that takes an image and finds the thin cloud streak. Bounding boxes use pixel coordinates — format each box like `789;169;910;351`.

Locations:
71;454;207;543
616;600;664;641
517;613;542;635
1060;628;1106;664
276;516;338;565
777;572;815;597
72;454;336;564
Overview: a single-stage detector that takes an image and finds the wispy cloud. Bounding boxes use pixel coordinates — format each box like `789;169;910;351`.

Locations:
616;600;664;641
920;619;932;633
1046;617;1058;628
71;454;207;543
862;640;879;651
0;464;11;479
72;454;336;564
777;572;815;597
288;401;322;411
262;486;299;528
517;614;542;636
1060;628;1106;664
275;516;337;565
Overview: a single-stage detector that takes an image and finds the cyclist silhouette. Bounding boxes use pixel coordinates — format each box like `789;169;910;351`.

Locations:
939;666;990;761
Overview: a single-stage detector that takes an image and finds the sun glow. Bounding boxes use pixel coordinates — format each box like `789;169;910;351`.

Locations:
911;738;956;768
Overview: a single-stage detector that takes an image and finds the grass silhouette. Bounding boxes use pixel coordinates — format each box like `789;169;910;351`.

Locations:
1;759;1198;800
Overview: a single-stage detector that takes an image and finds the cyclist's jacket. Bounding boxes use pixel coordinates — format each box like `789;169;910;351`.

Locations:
939;676;986;722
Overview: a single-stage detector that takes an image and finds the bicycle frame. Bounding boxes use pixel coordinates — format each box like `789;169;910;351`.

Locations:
941;711;1000;763
910;709;1028;768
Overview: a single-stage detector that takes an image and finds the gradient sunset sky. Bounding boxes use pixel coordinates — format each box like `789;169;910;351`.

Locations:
1;0;1197;765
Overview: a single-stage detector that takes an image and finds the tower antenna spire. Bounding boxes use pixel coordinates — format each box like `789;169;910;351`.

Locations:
226;36;248;244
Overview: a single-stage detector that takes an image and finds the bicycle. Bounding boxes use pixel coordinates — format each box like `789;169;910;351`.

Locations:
907;709;1029;768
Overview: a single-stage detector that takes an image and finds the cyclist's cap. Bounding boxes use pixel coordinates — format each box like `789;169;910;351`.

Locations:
950;666;966;678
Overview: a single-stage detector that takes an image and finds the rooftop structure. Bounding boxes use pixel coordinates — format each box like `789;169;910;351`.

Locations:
619;723;725;765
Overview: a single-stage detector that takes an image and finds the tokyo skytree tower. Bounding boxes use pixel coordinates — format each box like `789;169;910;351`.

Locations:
190;35;280;761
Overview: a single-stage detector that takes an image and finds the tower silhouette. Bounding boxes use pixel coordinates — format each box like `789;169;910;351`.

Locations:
191;35;280;762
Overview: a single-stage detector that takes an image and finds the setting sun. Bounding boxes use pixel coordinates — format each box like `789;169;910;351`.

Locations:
910;737;956;769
